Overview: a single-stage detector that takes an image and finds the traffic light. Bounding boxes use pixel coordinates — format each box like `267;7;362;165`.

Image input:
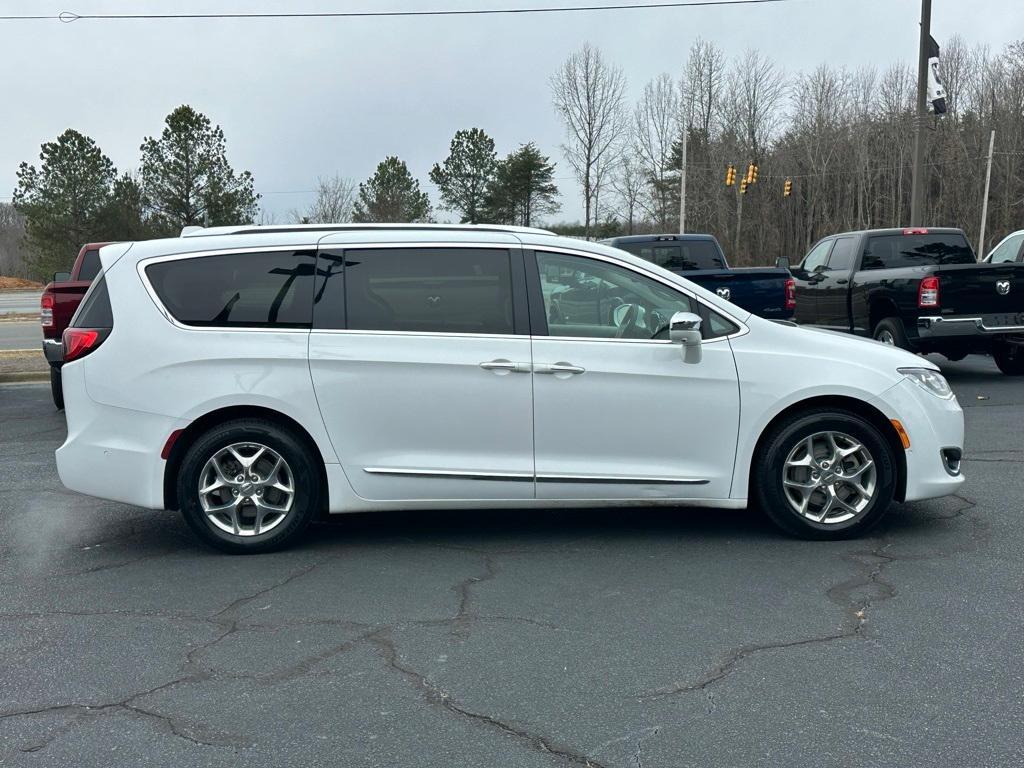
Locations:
725;165;736;187
740;179;748;194
783;178;793;197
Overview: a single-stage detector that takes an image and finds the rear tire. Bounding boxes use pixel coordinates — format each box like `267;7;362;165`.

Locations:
993;340;1024;376
754;408;897;540
50;366;64;411
873;317;910;350
177;418;321;554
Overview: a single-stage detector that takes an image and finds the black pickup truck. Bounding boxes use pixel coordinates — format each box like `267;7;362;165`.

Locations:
791;227;1024;374
602;234;794;319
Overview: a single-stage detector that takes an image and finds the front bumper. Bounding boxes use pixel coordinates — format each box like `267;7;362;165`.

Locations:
870;377;965;502
917;315;1024;340
42;338;63;365
56;362;180;510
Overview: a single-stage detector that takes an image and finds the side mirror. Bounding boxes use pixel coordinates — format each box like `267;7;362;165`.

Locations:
669;311;703;364
53;271;71;283
775;256;790;271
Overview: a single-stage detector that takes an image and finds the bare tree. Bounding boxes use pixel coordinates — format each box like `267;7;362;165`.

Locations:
681;38;726;138
551;43;628;237
635;73;681;229
610;150;645;235
294;175;357;224
724;49;787;160
0;203;30;278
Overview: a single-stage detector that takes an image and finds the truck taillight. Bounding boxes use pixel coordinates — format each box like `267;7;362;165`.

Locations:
918;276;940;308
784;278;796;311
903;228;929;235
40;294;54;327
63;328;109;362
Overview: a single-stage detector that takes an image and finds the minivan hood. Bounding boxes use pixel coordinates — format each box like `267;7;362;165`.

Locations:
752;316;937;372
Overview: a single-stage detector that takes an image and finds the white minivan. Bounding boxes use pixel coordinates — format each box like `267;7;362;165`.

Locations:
56;225;964;553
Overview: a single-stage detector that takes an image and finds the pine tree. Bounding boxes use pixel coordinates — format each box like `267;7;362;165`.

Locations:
429;129;497;224
352;156;431;223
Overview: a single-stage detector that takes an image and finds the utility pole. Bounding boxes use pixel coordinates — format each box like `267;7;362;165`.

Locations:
678;126;688;234
909;0;932;226
734;187;743;258
978;129;996;257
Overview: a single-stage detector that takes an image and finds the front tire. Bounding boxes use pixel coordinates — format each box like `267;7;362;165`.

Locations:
50;366;64;411
754;409;897;540
177;418;321;554
993;340;1024;376
873;317;910;350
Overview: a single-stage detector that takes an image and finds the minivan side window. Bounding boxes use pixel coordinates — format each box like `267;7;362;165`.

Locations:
536;251;694;340
146;250;316;328
343;248;515;335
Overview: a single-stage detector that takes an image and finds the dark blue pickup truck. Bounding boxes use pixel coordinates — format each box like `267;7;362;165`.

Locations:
602;234;795;319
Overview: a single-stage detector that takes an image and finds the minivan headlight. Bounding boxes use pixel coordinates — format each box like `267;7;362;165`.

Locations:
898;367;953;399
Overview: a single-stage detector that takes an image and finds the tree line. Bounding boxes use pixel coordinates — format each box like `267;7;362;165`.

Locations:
549;37;1024;263
4;34;1022;279
4;110;563;279
293;133;561;229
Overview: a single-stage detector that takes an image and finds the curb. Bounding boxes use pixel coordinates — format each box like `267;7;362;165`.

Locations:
0;372;48;384
0;348;39;356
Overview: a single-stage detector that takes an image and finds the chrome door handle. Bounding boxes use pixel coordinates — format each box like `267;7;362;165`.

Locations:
479;359;530;373
535;362;586;375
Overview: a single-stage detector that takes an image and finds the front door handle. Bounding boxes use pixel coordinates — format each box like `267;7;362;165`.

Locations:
535;362;586;375
479;359;531;374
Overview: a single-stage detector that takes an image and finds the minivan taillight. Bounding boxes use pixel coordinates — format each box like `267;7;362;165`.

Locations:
784;278;796;311
918;276;940;309
41;294;54;327
63;328;109;362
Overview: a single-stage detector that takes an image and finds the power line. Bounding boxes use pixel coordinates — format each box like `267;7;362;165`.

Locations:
1;0;796;23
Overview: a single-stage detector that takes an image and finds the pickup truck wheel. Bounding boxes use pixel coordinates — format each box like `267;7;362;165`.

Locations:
993;341;1024;376
873;318;910;350
177;419;321;554
754;409;896;540
50;367;64;411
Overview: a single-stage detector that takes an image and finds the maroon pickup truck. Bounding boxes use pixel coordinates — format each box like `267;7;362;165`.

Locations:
41;242;112;409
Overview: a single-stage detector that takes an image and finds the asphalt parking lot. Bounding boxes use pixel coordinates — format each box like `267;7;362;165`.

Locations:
1;356;1022;767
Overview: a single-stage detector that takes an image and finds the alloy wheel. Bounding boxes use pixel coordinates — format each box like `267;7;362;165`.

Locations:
198;442;295;536
781;431;877;524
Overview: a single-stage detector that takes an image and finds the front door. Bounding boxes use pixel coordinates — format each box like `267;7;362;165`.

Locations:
529;250;740;501
815;236;856;331
308;243;535;500
792;238;834;325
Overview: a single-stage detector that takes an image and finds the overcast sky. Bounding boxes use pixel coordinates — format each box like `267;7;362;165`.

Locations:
1;0;1018;223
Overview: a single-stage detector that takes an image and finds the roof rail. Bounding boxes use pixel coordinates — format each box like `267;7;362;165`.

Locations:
180;223;556;238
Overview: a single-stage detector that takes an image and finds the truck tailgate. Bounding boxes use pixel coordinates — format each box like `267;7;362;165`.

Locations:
938;264;1024;320
685;268;791;318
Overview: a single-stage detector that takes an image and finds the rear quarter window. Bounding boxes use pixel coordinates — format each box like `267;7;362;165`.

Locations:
71;274;113;328
860;234;975;270
77;250;101;282
145;250;316;328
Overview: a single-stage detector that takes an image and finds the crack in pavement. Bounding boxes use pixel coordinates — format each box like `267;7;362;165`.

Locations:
450;552;499;639
640;492;987;702
367;629;609;768
0;555;342;754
